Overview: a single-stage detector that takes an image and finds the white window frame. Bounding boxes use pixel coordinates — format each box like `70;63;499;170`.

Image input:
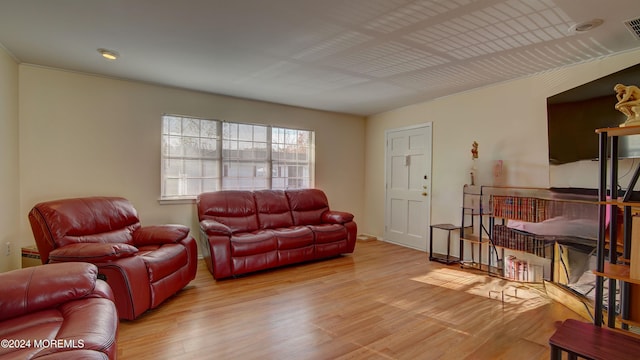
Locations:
160;114;315;202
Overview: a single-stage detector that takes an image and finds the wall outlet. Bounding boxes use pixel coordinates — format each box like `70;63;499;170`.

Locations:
5;242;10;256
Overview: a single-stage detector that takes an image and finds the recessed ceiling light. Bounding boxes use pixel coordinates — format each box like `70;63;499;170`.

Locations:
569;19;604;33
98;48;119;60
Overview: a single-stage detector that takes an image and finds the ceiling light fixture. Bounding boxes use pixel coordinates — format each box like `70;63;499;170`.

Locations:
569;19;604;33
98;48;119;60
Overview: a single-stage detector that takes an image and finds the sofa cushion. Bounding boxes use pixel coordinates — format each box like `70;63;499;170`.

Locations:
307;224;348;244
31;197;141;247
322;211;354;224
33;350;113;359
43;298;117;357
199;219;232;235
271;226;314;250
48;243;139;263
0;309;62;339
230;231;277;257
0;263;118;360
0;309;65;359
197;191;259;233
286;189;329;225
0;263;99;322
59;227;139;247
0;299;117;360
232;251;278;276
278;246;315;266
133;225;189;245
254;190;294;229
139;244;189;282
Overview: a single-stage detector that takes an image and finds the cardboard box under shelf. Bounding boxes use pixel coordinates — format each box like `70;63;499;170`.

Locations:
357;234;377;242
22;245;41;268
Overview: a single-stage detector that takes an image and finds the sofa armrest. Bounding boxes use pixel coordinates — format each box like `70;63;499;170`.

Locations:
0;262;101;322
200;219;232;236
133;224;190;245
48;243;138;263
322;211;354;224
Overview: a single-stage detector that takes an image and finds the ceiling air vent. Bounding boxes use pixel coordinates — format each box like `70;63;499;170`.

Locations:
624;17;640;40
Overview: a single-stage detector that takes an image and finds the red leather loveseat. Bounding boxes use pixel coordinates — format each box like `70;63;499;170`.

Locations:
28;196;198;320
0;262;118;360
197;188;357;279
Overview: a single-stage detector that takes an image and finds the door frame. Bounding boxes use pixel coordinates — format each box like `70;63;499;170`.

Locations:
383;122;433;251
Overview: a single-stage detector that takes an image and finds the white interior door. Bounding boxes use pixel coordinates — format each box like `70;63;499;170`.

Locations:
384;124;432;251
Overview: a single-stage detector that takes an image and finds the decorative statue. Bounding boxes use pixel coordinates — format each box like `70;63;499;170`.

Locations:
470;141;478;185
471;141;479;159
614;84;640;126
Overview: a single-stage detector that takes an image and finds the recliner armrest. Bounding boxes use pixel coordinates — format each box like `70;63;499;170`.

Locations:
133;224;190;245
48;243;138;262
322;211;354;224
200;219;232;235
0;262;101;322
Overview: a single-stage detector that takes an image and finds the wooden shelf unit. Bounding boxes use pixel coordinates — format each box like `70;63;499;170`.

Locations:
593;263;640;285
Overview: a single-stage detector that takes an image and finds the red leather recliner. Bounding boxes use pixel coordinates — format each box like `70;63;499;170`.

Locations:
0;262;118;360
28;196;198;320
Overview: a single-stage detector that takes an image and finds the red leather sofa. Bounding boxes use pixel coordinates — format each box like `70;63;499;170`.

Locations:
0;262;118;360
197;188;357;279
28;196;198;320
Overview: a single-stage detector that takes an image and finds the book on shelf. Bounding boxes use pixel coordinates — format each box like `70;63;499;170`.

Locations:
503;255;544;282
492;224;548;257
492;195;548;222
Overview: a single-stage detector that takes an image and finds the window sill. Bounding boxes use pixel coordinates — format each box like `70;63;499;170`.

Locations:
158;197;196;205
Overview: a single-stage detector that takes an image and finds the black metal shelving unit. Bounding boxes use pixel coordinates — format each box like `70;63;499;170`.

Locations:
460;185;599;283
459;185;491;273
594;125;640;330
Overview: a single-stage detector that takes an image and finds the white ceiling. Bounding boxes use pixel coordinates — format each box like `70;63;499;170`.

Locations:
1;0;639;116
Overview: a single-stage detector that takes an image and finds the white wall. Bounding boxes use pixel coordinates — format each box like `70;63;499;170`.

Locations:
363;49;640;254
17;65;365;268
0;46;19;272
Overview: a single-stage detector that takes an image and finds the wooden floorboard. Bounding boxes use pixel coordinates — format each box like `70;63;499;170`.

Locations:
117;240;584;359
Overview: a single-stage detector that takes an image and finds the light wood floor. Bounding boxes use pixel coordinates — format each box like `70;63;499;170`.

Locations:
118;240;584;359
